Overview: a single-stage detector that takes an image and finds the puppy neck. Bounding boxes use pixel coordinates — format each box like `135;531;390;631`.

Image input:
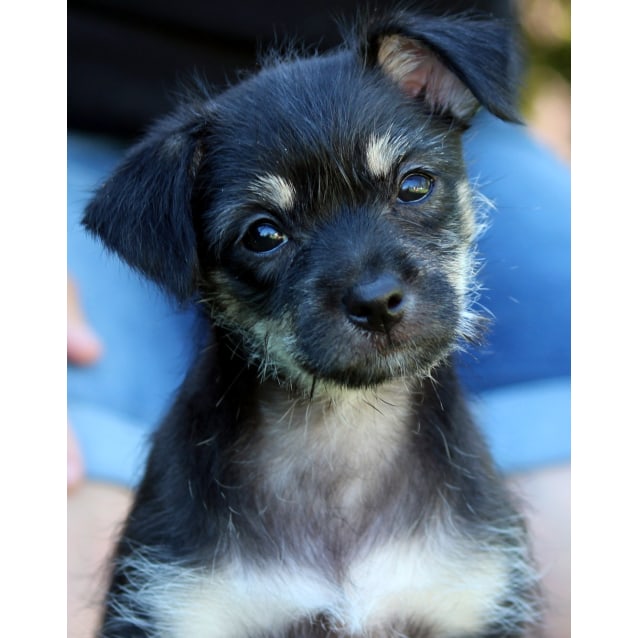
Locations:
252;379;415;508
256;378;415;435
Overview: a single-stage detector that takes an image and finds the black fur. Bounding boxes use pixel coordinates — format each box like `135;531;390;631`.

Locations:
84;7;539;638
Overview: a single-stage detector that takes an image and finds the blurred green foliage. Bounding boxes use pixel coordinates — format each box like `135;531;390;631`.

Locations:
518;0;571;114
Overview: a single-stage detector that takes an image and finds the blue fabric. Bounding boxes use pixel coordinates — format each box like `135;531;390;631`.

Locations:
459;112;571;475
457;111;571;393
67;112;570;487
471;378;571;473
67;134;202;486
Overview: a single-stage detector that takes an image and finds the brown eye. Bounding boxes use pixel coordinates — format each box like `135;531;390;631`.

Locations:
397;173;434;203
242;220;288;253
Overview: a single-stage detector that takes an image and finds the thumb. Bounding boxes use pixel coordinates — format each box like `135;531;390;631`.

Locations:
67;276;102;365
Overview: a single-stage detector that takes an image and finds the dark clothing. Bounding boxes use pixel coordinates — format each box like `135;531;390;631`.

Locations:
68;0;515;137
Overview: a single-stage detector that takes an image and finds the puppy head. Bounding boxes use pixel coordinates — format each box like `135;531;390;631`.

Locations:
83;11;520;391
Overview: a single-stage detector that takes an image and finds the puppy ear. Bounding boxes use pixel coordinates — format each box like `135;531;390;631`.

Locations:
363;12;522;123
82;105;211;301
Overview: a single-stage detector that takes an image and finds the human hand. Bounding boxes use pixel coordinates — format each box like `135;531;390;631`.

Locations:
68;276;102;365
68;275;103;491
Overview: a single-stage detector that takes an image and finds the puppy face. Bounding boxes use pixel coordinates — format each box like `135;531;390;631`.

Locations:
83;12;520;392
196;56;477;389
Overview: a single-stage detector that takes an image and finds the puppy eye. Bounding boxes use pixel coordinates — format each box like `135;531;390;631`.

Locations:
242;220;288;253
397;173;434;203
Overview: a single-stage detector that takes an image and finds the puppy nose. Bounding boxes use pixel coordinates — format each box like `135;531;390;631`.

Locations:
344;274;405;333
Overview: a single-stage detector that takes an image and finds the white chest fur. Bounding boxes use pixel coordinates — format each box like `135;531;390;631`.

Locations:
130;533;511;637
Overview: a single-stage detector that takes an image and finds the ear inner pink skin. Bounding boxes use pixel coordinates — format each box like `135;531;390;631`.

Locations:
378;35;477;120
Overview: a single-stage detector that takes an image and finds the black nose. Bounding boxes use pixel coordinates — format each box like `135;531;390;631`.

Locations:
343;274;406;333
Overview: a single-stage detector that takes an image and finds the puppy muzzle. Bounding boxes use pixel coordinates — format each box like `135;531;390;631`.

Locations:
285;221;459;387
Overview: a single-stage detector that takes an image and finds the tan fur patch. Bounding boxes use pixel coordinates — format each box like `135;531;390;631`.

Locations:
456;181;478;243
252;173;296;211
365;132;409;178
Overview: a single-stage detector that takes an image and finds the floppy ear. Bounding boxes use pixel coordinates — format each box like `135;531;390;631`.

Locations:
363;12;522;124
82;105;211;301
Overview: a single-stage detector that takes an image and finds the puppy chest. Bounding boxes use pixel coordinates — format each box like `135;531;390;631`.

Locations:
152;537;511;637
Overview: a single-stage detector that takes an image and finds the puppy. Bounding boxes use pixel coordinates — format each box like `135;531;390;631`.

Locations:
83;6;540;637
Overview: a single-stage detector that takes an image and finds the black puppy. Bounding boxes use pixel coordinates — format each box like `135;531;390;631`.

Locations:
83;6;540;637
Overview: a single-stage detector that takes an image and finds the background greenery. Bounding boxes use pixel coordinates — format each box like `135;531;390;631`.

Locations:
518;0;571;161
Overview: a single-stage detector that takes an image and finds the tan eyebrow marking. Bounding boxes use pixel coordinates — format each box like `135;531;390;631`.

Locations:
365;132;409;178
252;174;296;211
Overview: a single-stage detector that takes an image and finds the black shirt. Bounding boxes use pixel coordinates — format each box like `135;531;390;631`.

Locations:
68;0;516;137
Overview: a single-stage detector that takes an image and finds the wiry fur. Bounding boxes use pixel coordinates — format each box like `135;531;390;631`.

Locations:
83;6;540;638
